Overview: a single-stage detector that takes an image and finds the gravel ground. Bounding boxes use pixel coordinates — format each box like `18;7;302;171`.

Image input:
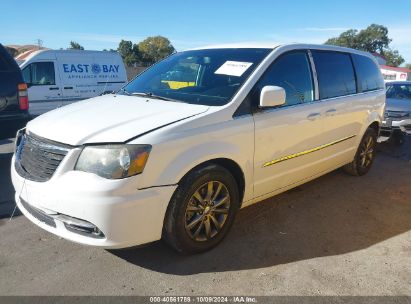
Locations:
0;136;410;296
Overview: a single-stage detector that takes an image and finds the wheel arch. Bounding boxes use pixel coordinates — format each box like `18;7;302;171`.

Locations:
178;158;246;206
354;119;380;150
368;120;380;136
357;110;382;143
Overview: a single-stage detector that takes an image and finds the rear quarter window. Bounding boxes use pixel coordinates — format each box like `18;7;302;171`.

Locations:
352;54;384;92
312;50;356;99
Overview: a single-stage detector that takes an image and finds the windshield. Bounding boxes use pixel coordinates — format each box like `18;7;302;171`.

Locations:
386;83;411;100
120;48;271;106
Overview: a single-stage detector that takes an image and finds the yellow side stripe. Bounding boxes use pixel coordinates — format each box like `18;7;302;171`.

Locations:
263;134;356;168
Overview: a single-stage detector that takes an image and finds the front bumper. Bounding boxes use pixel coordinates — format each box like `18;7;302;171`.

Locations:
11;155;176;248
381;118;411;136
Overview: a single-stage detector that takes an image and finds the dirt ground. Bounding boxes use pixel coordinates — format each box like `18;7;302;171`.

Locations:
0;136;410;296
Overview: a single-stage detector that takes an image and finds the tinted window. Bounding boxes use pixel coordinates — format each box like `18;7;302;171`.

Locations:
22;66;31;83
352;54;384;92
122;48;271;106
254;51;314;106
386;84;411;100
25;62;55;85
312;51;356;99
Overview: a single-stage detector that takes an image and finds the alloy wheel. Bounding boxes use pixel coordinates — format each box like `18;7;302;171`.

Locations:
359;136;374;168
184;181;231;242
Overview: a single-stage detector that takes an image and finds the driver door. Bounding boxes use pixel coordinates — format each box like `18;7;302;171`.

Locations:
22;61;63;115
253;50;330;197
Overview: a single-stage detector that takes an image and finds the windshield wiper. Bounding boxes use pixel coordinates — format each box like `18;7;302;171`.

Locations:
130;92;174;101
118;88;131;95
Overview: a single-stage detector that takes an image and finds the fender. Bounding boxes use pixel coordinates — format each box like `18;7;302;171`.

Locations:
159;141;243;182
136;114;255;203
355;90;385;147
143;140;253;203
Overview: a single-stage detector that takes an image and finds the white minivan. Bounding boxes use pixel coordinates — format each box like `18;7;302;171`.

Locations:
18;50;127;116
11;43;385;253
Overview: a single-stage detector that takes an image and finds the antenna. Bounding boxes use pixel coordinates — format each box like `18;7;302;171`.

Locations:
36;39;43;50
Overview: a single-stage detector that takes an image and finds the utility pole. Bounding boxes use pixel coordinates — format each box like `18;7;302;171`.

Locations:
36;39;43;50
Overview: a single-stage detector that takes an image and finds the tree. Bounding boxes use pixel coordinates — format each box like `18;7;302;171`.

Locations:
325;24;404;67
138;36;175;64
117;40;133;59
127;44;141;66
116;36;175;66
383;49;405;67
117;40;140;66
326;29;359;49
404;63;411;70
68;41;84;50
356;24;391;53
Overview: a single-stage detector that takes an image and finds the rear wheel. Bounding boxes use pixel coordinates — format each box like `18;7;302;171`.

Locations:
163;164;240;254
343;127;377;176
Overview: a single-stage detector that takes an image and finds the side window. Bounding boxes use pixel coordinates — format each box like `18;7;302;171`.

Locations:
312;51;356;99
22;66;31;83
352;54;384;92
254;51;314;107
28;62;56;85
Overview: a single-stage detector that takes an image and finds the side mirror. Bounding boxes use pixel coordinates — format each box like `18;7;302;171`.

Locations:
259;86;286;108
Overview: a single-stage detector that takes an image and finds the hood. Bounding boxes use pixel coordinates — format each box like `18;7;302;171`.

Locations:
27;95;209;145
386;98;411;112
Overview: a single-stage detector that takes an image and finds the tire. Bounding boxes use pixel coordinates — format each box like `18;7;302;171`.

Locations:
163;164;240;254
343;127;377;176
390;132;405;146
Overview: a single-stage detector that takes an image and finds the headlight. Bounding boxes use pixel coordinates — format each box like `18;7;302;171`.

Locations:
75;144;151;179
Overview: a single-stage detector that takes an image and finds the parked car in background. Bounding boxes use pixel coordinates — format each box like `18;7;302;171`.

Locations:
11;43;385;253
19;49;127;116
380;81;411;144
0;43;29;140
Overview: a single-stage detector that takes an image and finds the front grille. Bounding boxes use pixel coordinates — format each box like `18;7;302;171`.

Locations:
404;125;411;131
15;132;72;182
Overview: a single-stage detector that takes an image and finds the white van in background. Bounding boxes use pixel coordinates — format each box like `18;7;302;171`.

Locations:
18;50;127;116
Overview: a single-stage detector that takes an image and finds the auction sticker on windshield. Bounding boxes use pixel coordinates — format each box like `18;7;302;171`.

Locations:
214;61;253;77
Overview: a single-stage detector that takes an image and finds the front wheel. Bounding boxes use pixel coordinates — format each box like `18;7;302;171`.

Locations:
162;164;240;254
390;131;405;145
343;127;377;176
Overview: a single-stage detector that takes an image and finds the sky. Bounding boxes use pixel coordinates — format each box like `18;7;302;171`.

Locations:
2;0;411;64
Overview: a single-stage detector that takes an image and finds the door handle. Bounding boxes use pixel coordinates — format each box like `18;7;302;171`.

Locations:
49;87;59;90
307;113;321;121
325;108;337;116
64;86;73;90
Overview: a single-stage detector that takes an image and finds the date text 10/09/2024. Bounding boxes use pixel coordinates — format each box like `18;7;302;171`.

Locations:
149;296;258;303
